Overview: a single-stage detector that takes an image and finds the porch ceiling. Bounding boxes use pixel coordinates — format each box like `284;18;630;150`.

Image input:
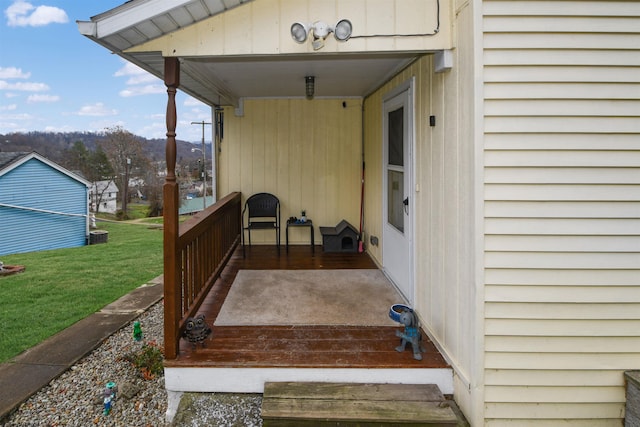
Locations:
180;53;419;104
78;0;424;107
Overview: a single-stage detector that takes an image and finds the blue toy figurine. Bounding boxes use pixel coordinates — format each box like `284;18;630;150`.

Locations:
103;382;117;415
389;304;425;361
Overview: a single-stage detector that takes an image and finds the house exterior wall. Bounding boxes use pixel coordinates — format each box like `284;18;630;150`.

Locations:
90;180;118;214
128;0;451;56
0;158;89;256
482;1;640;424
362;2;480;421
88;0;640;424
216;98;362;243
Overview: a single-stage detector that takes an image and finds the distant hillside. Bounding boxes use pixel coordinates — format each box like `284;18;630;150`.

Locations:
0;131;209;165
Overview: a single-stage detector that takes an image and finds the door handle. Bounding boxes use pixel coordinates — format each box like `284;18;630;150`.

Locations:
403;197;409;214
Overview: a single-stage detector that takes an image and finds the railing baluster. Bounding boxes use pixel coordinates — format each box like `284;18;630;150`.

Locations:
165;192;241;359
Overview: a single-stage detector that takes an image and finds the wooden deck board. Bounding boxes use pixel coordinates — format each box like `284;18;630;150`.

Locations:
264;382;446;401
165;245;449;370
262;382;459;426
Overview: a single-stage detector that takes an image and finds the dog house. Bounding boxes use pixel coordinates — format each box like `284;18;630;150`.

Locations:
319;220;359;253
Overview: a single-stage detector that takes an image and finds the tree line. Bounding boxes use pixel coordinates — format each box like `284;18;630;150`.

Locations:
1;128;206;219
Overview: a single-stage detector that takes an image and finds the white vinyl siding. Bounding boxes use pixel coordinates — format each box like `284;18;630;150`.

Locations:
482;1;640;424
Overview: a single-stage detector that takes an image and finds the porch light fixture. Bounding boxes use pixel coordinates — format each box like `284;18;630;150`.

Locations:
334;19;353;41
290;22;309;43
290;19;352;50
305;76;315;100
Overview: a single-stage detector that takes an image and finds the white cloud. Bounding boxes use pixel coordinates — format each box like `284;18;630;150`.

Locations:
27;94;59;103
0;80;49;91
0;122;22;133
5;1;68;27
126;74;158;85
119;84;165;98
0;103;17;111
44;124;77;133
114;62;159;84
76;102;117;117
114;62;147;78
114;61;162;97
0;67;30;79
1;112;33;121
136;121;167;140
184;96;206;107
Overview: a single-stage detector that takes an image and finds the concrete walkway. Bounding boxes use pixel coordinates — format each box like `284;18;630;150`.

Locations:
0;276;164;421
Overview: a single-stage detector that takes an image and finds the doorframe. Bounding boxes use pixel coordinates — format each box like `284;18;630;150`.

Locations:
381;77;416;304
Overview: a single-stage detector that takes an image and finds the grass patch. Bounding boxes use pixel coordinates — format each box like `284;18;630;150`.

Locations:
0;221;163;362
127;203;150;219
136;215;191;225
138;216;164;225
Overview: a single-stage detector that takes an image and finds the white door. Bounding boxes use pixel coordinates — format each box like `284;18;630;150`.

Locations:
382;84;414;303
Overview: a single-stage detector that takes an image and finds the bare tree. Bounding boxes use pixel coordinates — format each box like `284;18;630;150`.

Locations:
63;141;115;214
142;161;165;217
100;126;146;219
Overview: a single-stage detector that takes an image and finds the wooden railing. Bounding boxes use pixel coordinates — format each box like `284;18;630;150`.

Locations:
164;192;241;359
162;58;241;359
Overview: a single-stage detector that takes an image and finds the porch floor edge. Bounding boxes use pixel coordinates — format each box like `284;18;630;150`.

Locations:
164;367;454;395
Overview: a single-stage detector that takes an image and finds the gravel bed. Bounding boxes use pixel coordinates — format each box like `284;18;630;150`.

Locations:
2;300;264;426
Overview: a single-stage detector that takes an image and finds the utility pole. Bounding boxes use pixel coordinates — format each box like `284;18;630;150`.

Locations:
191;121;212;210
122;157;131;216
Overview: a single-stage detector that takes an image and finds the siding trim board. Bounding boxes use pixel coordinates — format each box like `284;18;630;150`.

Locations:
483;0;640;423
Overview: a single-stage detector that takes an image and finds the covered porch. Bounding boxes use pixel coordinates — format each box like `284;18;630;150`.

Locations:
78;0;458;414
162;192;452;395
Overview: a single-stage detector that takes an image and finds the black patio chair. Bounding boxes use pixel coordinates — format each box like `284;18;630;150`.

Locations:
242;192;280;256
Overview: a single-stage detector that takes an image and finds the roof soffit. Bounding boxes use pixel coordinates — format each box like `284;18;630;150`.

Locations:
80;0;451;107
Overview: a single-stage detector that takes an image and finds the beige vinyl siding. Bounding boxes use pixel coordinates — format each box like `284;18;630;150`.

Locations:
362;0;479;414
483;1;640;424
129;0;450;56
360;0;480;420
217;98;362;244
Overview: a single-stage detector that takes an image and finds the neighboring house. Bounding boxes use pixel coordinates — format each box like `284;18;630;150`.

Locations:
0;152;91;256
90;179;118;214
80;1;640;425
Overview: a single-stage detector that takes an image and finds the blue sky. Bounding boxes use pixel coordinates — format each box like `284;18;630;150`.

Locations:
0;0;209;142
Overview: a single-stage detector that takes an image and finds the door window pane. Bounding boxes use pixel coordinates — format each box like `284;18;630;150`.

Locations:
388;170;404;233
388;107;403;166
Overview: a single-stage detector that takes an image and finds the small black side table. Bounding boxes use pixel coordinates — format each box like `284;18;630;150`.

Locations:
286;219;314;252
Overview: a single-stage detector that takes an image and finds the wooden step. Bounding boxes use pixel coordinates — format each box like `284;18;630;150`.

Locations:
261;382;460;426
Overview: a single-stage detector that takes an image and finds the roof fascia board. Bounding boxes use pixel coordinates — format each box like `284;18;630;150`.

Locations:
0;152;91;187
0;152;29;176
91;0;193;38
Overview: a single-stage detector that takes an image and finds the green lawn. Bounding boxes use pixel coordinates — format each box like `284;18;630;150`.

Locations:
0;221;163;362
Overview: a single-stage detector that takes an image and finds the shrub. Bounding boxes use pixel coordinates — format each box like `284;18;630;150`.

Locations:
115;210;129;220
126;341;164;380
